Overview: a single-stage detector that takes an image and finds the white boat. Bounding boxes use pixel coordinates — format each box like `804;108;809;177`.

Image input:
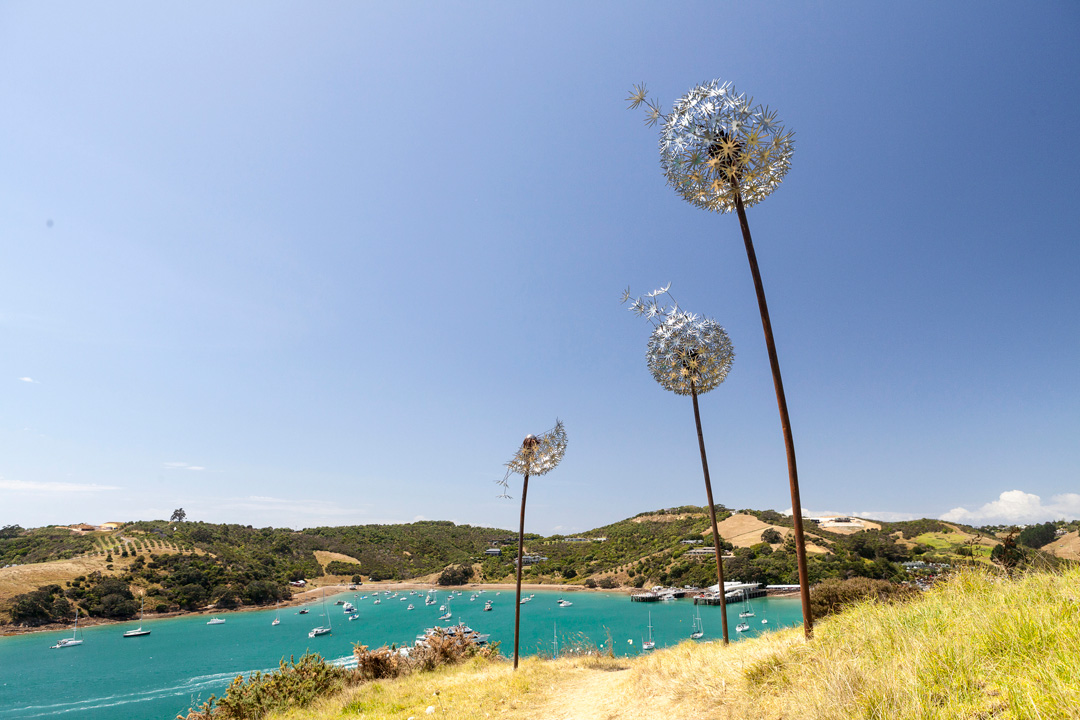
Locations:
373;599;381;605
690;609;704;640
438;611;452;621
739;595;755;618
519;596;531;605
641;611;655;651
342;602;355;613
348;613;360;621
308;588;332;638
123;598;151;638
736;622;750;633
483;600;493;611
557;599;573;607
407;604;415;610
51;608;83;648
207;618;226;625
272;602;281;626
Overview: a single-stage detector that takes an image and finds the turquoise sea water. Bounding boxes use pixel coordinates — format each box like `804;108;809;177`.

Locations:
0;589;802;719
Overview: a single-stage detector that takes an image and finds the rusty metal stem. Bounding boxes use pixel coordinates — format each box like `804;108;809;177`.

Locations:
512;472;529;670
732;190;814;639
691;385;730;644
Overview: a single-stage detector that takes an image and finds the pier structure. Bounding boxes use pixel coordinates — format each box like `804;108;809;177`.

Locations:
694;582;768;605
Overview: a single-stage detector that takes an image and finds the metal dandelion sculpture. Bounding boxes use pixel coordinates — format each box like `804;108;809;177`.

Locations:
623;285;734;644
499;419;567;670
629;79;814;638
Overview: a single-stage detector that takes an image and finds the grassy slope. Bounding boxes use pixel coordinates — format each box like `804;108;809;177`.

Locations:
269;566;1080;720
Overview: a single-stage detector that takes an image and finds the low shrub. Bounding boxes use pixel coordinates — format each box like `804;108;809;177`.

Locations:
180;653;357;720
809;576;918;619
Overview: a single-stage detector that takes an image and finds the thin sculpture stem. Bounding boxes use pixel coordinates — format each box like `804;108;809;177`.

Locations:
733;189;814;638
691;385;730;644
512;472;530;670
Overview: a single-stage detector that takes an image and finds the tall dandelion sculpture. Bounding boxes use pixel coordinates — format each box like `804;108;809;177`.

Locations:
498;420;567;670
629;79;814;637
623;285;734;644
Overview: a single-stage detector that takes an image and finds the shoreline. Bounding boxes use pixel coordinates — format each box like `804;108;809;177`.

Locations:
2;580;798;638
0;580;614;638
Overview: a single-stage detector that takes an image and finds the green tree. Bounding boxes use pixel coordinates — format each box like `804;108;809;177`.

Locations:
1017;522;1056;549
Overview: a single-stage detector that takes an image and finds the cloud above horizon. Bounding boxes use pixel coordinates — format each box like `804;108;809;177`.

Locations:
163;462;206;471
940;490;1080;525
18;377;38;383
0;478;121;493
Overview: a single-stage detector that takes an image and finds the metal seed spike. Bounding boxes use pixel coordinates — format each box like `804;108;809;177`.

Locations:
623;287;734;396
499;419;567;671
499;419;567;493
631;80;794;213
622;285;735;643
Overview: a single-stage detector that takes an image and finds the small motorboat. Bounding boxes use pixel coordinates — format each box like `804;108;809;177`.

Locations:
206;618;226;625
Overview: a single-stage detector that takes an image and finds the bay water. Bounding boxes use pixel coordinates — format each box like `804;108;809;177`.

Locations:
0;589;801;719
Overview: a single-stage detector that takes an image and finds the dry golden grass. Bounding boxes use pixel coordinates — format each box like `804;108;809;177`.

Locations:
711;513;831;553
312;551;363;570
1046;531;1080;561
268;566;1080;720
0;556;107;603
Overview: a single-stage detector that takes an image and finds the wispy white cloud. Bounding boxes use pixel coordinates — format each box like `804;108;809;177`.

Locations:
18;377;38;383
163;462;206;471
941;490;1080;525
0;478;121;493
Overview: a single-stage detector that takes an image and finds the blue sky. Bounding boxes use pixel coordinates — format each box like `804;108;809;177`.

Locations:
2;2;1078;533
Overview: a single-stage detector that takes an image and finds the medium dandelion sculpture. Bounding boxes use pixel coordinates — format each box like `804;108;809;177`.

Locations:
498;420;567;670
629;80;814;637
623;285;734;644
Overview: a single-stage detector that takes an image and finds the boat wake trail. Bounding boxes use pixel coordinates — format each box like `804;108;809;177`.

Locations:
0;667;278;718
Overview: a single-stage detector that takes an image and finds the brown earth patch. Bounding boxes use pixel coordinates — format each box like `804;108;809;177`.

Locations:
814;517;882;535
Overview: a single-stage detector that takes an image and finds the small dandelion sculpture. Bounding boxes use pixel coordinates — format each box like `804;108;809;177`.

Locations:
629;79;813;637
499;419;567;670
623;285;734;644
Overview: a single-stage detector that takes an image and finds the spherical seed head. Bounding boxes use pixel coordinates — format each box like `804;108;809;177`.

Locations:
647;309;733;396
504;420;567;478
659;79;794;213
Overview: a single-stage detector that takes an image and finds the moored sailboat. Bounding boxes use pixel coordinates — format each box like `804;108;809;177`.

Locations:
122;598;151;638
641;611;655;651
308;588;332;638
51;608;83;648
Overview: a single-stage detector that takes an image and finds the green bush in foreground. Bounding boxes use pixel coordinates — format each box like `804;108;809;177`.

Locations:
180;654;358;720
180;630;497;719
